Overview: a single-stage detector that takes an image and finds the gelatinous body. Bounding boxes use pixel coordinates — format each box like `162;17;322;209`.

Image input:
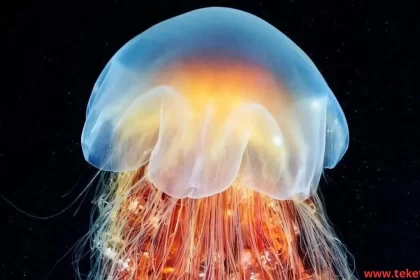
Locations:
81;7;348;200
78;7;354;280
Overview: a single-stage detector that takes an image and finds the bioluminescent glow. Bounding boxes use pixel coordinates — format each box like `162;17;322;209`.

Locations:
79;7;354;280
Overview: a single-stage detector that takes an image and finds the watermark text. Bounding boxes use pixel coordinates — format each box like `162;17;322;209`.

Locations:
364;269;420;278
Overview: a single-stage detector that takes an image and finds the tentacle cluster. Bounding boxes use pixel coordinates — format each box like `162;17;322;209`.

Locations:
75;167;355;280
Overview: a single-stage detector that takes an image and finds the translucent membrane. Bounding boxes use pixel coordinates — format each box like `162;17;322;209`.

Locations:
81;7;349;200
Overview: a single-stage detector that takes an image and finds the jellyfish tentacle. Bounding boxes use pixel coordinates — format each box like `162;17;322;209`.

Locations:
79;7;354;280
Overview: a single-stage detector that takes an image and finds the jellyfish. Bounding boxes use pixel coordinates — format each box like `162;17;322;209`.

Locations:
79;7;354;280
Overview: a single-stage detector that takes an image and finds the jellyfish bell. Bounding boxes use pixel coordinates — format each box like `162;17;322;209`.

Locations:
79;7;354;280
81;7;348;201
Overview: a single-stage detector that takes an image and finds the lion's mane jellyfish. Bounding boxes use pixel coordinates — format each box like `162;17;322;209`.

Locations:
79;7;354;280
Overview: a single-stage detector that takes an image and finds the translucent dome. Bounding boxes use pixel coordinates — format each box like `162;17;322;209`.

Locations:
81;7;349;200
